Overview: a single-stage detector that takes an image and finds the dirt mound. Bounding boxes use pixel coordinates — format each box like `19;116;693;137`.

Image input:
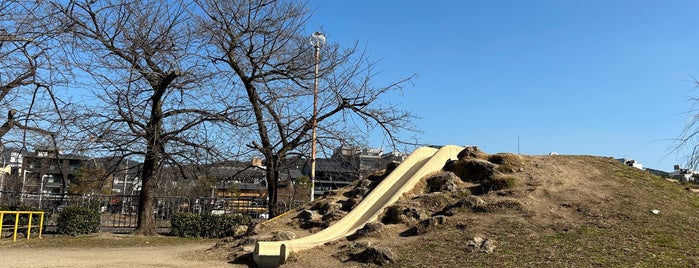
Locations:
224;148;699;267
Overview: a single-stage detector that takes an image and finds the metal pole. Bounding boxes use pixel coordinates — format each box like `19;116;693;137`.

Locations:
310;43;320;202
39;175;46;209
309;32;325;202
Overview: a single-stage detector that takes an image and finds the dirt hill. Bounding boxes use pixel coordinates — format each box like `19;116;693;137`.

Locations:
215;147;699;267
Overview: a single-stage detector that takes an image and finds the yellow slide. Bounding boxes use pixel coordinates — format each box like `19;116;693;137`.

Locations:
253;145;464;267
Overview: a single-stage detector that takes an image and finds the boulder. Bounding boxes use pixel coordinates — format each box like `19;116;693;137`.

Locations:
467;237;496;254
348;246;397;265
351;186;370;198
349;221;384;240
457;146;486;160
311;201;342;215
272;231;297;241
230;225;248;238
298;209;314;221
458;159;498;183
321;209;346;222
426;172;459;193
381;205;421;225
341;198;360;211
408;215;447;235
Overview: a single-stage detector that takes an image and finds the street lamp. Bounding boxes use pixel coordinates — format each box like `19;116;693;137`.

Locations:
21;170;31;203
309;31;325;202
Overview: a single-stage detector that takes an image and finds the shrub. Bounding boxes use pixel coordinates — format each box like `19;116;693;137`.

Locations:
171;213;252;238
57;207;100;236
482;175;517;192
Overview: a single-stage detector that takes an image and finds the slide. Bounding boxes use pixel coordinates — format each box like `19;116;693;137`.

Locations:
253;145;464;267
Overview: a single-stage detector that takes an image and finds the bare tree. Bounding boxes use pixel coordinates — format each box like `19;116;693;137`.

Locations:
674;79;699;169
196;0;417;216
0;1;63;147
57;0;241;235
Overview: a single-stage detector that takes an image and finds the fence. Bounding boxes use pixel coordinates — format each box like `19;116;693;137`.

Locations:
0;211;44;241
0;191;306;233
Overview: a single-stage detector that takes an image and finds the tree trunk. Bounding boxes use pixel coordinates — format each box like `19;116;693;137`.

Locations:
266;155;279;217
134;154;157;236
133;84;166;236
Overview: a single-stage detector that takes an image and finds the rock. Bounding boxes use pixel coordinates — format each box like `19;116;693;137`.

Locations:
333;241;372;261
457;146;486;160
357;178;372;188
440;195;485;216
311;201;342;215
409;215;447;235
272;231;297;241
351;186;370;198
381;205;421;225
341;198;360;211
467;237;496;254
321;209;346;222
298;209;314;221
426;172;459;193
350;221;384;239
460;195;485;208
459;159;498;182
231;225;248;238
481;239;496;254
349;246;397;265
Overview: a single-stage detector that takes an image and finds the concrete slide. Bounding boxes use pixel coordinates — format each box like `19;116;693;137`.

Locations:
253;145;464;267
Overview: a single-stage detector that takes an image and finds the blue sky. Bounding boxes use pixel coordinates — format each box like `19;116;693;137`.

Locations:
307;1;699;171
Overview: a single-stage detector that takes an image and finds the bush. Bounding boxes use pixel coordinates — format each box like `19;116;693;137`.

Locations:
171;213;252;238
57;207;100;236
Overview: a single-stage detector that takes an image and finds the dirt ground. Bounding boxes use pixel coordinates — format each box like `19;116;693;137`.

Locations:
0;242;245;268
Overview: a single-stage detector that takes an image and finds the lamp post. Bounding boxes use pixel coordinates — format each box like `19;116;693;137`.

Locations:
21;170;31;203
309;32;325;202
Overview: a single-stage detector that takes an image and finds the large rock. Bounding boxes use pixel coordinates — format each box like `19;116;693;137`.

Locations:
426;172;459;193
341;198;360;211
467;237;496;254
348;246;397;265
381;205;421;225
457;146;486;160
321;209;346;222
311;201;342;215
441;195;486;216
230;225;248;238
407;215;447;235
297;209;314;221
458;159;498;182
272;231;297;241
351;186;370;198
349;221;384;240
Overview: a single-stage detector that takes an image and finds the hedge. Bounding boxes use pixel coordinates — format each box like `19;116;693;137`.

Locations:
56;206;100;236
171;213;252;238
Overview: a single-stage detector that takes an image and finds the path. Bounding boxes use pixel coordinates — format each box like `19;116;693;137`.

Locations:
1;242;245;268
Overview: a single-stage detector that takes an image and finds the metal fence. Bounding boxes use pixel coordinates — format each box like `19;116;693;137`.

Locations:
0;191;306;233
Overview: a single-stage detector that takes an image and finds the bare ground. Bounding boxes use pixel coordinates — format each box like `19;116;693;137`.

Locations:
1;241;244;268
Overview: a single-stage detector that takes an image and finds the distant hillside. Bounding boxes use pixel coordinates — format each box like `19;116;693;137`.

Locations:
220;148;699;267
